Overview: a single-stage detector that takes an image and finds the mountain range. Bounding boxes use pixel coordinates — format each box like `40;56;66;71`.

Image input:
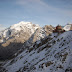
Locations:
0;21;72;72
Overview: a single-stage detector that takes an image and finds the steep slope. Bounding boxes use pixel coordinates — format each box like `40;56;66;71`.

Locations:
22;25;54;48
0;31;72;72
27;25;54;43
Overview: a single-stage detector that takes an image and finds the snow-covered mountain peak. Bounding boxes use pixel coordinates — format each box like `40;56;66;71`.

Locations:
0;21;41;43
63;23;72;31
11;21;32;28
10;21;40;31
19;21;32;24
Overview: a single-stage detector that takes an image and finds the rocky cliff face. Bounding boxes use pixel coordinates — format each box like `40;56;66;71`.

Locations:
0;31;72;72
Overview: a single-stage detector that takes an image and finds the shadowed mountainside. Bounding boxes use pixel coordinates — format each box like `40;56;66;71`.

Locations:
0;42;24;60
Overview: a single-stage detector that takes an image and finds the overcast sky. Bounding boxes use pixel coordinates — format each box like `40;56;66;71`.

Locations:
0;0;72;30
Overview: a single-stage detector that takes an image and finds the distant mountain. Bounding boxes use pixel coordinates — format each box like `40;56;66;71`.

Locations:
0;21;40;43
0;21;54;44
0;21;54;60
63;24;72;31
0;31;72;72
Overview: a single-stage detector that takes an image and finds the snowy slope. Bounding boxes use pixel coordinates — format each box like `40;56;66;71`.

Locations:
0;31;72;72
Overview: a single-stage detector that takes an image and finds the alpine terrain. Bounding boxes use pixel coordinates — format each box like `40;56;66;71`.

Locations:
0;22;72;72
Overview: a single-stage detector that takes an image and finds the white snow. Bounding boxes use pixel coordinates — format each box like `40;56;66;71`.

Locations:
63;24;72;31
